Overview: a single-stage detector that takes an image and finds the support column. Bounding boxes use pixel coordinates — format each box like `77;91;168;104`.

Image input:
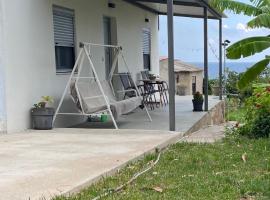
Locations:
167;0;175;131
204;7;208;111
219;19;223;100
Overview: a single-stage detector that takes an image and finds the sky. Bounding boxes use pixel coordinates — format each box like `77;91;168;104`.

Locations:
159;2;270;63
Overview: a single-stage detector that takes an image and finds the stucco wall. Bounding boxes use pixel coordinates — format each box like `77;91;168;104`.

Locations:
160;60;203;96
2;0;159;132
191;71;203;94
176;72;191;95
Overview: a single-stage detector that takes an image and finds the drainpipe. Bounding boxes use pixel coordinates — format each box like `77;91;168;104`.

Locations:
167;0;175;131
204;7;208;111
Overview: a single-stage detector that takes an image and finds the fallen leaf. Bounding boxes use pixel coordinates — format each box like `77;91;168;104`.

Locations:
215;172;223;175
152;186;163;193
127;165;135;170
242;153;247;163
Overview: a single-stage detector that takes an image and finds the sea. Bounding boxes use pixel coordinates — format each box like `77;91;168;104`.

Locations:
188;62;254;79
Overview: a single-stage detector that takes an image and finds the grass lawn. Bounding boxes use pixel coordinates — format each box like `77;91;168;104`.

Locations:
225;98;246;122
55;138;270;200
226;107;246;122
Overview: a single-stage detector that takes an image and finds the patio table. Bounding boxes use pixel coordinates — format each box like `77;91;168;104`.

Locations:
139;79;168;108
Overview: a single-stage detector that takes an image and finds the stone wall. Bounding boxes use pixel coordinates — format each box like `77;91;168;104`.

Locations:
185;100;225;135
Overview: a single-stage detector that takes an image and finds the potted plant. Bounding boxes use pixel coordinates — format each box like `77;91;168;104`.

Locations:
31;96;55;130
192;92;204;112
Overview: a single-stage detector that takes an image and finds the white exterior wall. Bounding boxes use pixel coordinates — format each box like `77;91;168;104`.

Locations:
0;0;6;133
2;0;159;133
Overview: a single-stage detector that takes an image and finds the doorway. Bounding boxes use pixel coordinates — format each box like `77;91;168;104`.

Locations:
192;76;197;94
103;16;117;79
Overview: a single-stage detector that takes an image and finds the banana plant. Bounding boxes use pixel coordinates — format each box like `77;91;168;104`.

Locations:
210;0;270;89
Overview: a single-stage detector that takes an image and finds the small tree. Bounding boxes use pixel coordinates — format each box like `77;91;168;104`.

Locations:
210;0;270;89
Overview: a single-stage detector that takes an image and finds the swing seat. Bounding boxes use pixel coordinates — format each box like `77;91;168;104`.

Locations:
70;80;142;119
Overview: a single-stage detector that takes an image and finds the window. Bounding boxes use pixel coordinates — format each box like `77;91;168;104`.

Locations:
53;5;75;73
176;74;180;83
142;29;151;71
192;76;197;94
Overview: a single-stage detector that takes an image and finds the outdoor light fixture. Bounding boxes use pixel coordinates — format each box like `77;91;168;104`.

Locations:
222;39;231;115
145;18;150;23
222;39;231;47
108;1;115;8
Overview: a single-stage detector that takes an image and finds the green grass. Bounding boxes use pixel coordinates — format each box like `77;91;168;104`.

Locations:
54;138;270;200
225;98;247;122
226;107;246;122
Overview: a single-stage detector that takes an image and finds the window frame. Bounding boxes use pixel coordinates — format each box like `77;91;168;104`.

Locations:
142;28;151;71
53;5;76;74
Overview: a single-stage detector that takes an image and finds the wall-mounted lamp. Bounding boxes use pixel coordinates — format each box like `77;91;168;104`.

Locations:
145;18;149;23
108;1;116;8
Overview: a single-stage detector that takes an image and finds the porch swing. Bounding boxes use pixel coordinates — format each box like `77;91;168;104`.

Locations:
53;42;152;129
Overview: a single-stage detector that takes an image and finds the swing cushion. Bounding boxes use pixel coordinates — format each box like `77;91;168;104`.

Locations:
70;80;142;119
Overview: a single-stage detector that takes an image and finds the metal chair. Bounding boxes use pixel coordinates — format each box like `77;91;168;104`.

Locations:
119;73;137;99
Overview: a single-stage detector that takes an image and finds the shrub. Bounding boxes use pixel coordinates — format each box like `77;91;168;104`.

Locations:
238;86;270;138
193;91;203;102
250;111;270;138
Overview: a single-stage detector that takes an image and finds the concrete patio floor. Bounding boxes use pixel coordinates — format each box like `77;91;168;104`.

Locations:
0;129;181;200
75;95;221;132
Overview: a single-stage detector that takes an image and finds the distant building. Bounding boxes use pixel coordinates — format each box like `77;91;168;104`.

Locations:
160;58;203;96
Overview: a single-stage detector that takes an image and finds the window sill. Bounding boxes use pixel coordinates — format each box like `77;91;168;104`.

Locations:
56;70;78;75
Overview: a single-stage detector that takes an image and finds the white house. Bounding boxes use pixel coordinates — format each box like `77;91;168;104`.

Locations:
0;0;223;133
0;0;160;133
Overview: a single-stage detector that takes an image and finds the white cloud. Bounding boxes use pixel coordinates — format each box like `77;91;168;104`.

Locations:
223;24;229;29
236;23;253;33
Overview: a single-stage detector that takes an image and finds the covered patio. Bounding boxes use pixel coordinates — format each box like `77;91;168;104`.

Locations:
123;0;225;131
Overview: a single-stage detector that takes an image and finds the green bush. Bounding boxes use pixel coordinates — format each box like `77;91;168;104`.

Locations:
238;86;270;138
250;111;270;138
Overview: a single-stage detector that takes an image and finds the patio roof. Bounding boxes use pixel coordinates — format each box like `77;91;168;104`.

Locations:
124;0;225;19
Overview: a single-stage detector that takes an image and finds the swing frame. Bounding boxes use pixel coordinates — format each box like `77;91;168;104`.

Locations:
53;42;152;129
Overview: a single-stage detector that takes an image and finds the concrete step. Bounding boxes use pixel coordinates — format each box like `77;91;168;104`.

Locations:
182;125;225;143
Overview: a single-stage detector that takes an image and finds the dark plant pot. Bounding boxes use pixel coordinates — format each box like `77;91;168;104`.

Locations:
192;100;204;112
31;107;55;130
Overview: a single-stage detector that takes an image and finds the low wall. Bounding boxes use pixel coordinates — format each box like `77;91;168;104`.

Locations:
185;100;225;135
